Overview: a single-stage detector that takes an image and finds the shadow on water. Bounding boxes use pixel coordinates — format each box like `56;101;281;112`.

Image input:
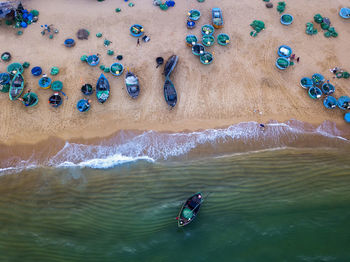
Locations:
0;148;349;261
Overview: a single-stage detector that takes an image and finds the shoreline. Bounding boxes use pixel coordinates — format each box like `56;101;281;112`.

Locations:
0;0;350;147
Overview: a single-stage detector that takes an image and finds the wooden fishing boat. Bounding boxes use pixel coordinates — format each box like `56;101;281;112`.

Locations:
177;192;203;227
96;73;110;103
212;8;223;29
164;78;177;108
22;92;39;107
163;55;178;78
9;72;24;100
125;71;140;99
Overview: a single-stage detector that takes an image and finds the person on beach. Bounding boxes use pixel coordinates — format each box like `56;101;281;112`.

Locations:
296;57;300;63
137;38;140;46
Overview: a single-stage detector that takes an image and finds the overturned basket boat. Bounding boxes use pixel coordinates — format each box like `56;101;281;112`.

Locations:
130;24;144;37
202;35;215;47
49;93;63;108
192;44;205;56
87;55;100;66
38;76;52;89
200;52;213;65
308;86;322;99
188;9;201;21
164;78;177;108
277;45;292;58
186;35;198;47
201;24;214;36
217;34;230;46
110;63;124;76
321;83;335;95
77;99;91;112
22;92;39;107
275;57;290;70
323;96;337;109
300;77;313;89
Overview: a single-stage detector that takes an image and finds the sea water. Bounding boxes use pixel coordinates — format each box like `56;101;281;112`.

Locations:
0;121;349;261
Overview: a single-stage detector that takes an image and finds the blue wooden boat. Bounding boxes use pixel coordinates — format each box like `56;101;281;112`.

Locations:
280;14;294;25
177;192;202;227
321;83;335;95
339;8;350;19
323;96;337;109
125;71;140;99
300;77;313;89
77;99;91;112
64;38;75;47
345;112;350;123
87;55;100;66
311;73;325;87
31;66;42;76
9;72;24;101
164;78;177;108
96;73;110;103
278;45;292;58
212;8;223;29
337;96;350;110
130;24;144;37
308;86;322;99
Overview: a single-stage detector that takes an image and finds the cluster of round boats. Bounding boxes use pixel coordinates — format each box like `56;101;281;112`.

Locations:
276;45;293;70
300;73;350;123
185;8;230;65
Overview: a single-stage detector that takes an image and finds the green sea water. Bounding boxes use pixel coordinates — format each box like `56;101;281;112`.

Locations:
0;148;349;262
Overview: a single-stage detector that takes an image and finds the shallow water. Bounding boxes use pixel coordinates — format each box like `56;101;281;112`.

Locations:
0;147;349;261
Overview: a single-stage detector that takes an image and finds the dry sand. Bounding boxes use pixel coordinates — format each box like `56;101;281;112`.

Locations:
0;0;349;146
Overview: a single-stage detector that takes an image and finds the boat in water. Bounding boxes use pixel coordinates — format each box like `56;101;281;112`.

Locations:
164;78;177;108
163;55;178;78
177;192;203;227
9;72;24;100
96;73;110;103
125;72;140;99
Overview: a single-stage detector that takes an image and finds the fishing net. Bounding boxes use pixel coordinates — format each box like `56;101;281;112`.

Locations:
107;50;114;56
277;2;286;13
305;23;317;35
81;55;87;62
314;14;323;24
126;75;138;86
22;62;30;68
321;22;329;30
250;20;265;32
160;4;168;10
96;32;102;38
104;67;110;73
77;29;89;40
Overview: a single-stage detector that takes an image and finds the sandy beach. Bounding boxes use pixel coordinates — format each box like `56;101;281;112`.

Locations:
0;0;349;146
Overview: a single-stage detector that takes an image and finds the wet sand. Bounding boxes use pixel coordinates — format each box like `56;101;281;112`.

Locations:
0;0;349;146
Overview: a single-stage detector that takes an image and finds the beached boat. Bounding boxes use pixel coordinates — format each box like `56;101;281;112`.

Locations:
311;73;325;87
64;38;75;48
31;66;42;76
192;44;205;56
202;35;215;47
188;9;201;21
164;78;177;108
280;14;294;25
217;34;230;46
130;24;144;37
321;83;335;95
87;55;100;66
186;35;198;47
308;86;322;99
212;8;223;29
177;192;203;227
300;77;313;89
7;62;24;75
345;112;350;123
1;52;11;62
49;93;63;108
0;72;10;86
339;8;350;19
81;84;93;95
125;72;140;99
200;52;213;65
51;80;63;91
110;63;124;76
38;76;52;89
22;92;39;107
163;55;179;78
96;73;110;103
187;20;196;29
337;96;350;110
9;72;24;101
201;24;214;36
77;99;90;112
275;57;290;70
323;96;337;109
277;45;292;58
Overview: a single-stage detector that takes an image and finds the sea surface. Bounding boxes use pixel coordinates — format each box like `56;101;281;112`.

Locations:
0;121;349;261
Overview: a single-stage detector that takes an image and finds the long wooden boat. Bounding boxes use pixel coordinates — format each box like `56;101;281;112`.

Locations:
125;71;140;99
9;72;24;100
164;78;177;108
212;8;223;29
96;73;110;103
163;55;178;78
177;192;203;227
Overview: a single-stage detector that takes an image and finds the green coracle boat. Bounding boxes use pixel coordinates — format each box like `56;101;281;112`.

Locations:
22;92;39;107
9;72;24;101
